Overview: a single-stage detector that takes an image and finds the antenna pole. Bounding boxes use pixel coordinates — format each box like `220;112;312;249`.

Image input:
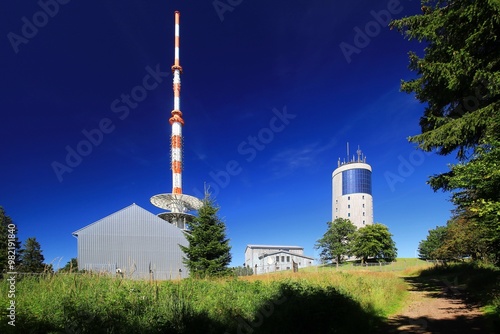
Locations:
170;11;184;195
347;142;350;162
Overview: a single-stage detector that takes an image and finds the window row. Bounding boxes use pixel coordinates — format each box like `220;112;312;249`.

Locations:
275;256;291;263
347;212;366;217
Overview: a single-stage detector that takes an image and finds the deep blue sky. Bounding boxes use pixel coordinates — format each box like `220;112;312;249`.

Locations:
1;0;455;268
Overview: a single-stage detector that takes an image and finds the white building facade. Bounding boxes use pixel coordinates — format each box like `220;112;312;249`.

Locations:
332;158;374;229
245;245;315;274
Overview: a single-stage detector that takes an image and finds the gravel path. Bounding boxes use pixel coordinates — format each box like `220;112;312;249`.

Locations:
381;277;492;334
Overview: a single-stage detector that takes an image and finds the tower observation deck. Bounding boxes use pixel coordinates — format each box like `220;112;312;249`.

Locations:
332;145;373;229
150;11;202;230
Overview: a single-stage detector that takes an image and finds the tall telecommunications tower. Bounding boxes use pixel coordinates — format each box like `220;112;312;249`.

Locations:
151;11;202;230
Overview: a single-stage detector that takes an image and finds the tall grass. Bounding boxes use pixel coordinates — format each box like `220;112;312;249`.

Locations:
0;270;408;333
241;270;407;317
302;258;433;274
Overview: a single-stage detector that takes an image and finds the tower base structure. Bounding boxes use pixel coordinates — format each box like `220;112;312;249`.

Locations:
151;193;202;230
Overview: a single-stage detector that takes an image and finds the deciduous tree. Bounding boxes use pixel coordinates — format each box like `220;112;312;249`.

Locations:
315;218;356;267
418;225;448;260
436;213;492;261
350;224;397;264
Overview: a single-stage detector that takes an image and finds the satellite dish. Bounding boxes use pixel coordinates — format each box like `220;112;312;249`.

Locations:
267;257;273;265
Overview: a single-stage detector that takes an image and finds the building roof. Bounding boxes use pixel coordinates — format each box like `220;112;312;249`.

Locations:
245;244;303;250
72;203;182;237
258;250;315;260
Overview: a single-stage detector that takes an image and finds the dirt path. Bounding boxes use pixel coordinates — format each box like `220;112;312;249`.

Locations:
382;277;492;333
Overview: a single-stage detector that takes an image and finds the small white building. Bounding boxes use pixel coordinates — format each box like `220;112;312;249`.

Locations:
245;245;315;274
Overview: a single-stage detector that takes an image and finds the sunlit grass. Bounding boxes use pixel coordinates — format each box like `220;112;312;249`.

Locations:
0;269;409;333
241;270;407;317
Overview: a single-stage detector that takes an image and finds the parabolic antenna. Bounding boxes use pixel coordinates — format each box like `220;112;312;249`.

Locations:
151;193;203;211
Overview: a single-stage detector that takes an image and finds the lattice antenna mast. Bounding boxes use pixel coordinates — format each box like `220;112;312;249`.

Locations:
170;10;184;195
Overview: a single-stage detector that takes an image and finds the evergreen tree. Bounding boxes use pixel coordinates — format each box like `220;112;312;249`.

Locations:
391;0;500;158
0;207;22;277
19;237;46;273
180;194;232;278
350;224;397;264
392;0;500;264
315;218;356;267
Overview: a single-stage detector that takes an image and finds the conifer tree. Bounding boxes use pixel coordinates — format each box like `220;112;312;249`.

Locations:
0;207;22;277
180;194;232;278
392;0;500;264
19;237;46;273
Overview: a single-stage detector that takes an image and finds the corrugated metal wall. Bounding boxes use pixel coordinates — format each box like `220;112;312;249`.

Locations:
73;204;189;279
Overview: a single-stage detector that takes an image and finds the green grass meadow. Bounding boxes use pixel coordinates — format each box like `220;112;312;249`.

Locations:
0;259;497;333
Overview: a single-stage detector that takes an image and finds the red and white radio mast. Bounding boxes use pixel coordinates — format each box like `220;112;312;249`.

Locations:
151;11;202;230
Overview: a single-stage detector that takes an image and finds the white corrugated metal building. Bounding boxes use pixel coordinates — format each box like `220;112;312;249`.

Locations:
72;204;189;279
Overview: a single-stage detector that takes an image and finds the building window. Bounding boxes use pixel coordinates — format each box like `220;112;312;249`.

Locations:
281;256;285;262
286;267;290;270
336;208;338;212
348;204;350;209
336;199;338;204
348;196;350;200
348;213;350;217
276;256;279;262
287;256;290;262
363;220;365;224
362;195;365;200
362;204;365;208
342;168;372;195
363;212;365;216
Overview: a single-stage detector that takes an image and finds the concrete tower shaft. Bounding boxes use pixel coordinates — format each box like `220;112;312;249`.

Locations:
332;148;374;229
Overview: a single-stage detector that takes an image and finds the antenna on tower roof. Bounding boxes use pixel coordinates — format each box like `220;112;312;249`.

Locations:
346;142;350;162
